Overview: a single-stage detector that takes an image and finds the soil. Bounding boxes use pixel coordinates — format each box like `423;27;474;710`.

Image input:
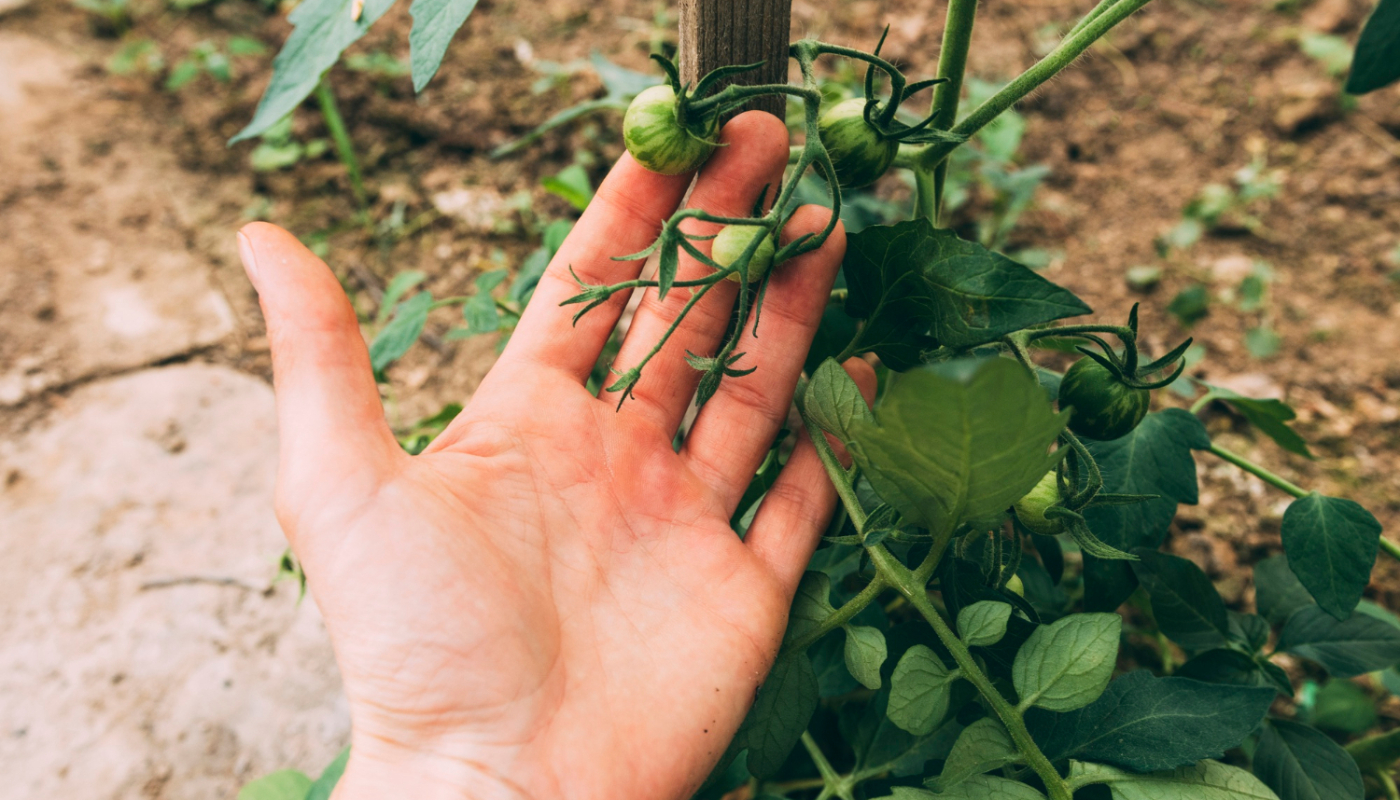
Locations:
1;0;1398;795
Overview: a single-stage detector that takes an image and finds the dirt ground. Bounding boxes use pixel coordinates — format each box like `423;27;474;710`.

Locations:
1;0;1398;795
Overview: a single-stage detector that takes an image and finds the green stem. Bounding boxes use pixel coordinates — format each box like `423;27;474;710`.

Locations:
1380;770;1400;800
788;575;887;653
866;545;1073;800
801;732;845;790
1067;0;1121;37
1207;444;1308;499
917;0;1155;172
313;72;369;220
924;0;979;223
797;402;868;532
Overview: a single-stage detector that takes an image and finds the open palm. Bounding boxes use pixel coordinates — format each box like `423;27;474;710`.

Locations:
237;112;873;800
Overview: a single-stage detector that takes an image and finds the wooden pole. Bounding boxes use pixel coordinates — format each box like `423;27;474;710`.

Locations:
678;0;793;118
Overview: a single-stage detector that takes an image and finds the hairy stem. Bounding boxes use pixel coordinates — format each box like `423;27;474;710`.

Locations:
788;575;887;653
923;0;979;222
800;732;846;792
314;73;369;219
1206;443;1308;499
866;545;1073;800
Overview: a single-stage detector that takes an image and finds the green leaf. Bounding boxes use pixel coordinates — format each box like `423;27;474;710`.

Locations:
739;653;819;778
1202;384;1311;458
1229;612;1271;653
785;572;836;644
461;292;500;335
305;747;349;800
1280;493;1381;620
230;0;398;143
1131;549;1231;652
958;601;1013;647
1070;759;1280;800
852;688;962;779
927;717;1020;791
1347;0;1400;93
369;291;433;373
1254;719;1364;800
407;0;480;91
1174;648;1277;692
1080;409;1211;611
1310;679;1378;733
540;164;595;212
898;775;1046;800
842;220;1089;368
1013;613;1120;711
375;270;428;324
1278;605;1400;678
887;645;957;736
843;624;887;690
848;358;1067;536
803;358;874;442
1027;670;1277;771
1254;555;1316;626
1346;727;1400;773
238;770;313;800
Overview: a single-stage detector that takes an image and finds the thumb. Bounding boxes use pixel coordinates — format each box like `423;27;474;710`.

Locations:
238;223;402;529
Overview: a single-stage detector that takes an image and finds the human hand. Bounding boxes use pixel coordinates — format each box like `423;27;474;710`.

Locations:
236;111;875;800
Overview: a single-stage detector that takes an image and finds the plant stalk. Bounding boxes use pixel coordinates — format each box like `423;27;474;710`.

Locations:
314;72;370;221
1206;443;1307;498
921;0;979;223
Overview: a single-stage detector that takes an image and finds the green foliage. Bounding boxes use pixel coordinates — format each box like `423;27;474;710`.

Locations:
1131;549;1231;652
1070;760;1280;800
1253;719;1364;800
846;358;1067;535
1347;0;1400;93
1280;493;1382;619
888;645;957;736
305;748;349;800
1276;606;1400;678
929;717;1020;791
249;115;329;172
733;653;818;778
1013;613;1120;711
1028;671;1276;771
237;770;312;800
957;600;1012;647
407;0;480;91
842;221;1089;367
1200;384;1311;458
843;624;888;690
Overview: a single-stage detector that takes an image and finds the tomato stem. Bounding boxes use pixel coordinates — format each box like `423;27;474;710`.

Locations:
923;0;979;224
313;72;370;225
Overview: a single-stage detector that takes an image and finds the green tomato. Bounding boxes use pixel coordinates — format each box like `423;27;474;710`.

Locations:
1005;574;1025;597
1013;470;1064;536
711;224;775;283
622;85;718;175
1059;358;1151;440
816;98;898;189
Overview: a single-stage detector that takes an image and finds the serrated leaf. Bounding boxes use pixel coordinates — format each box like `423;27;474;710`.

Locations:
1028;671;1278;771
369;291;432;373
408;0;481;92
1280;493;1381;620
844;624;887;690
1204;383;1312;458
1131;549;1231;652
1080;409;1211;612
785;572;836;644
1013;613;1120;711
305;747;348;800
1277;605;1400;678
1070;760;1280;800
740;653;819;778
231;0;398;143
1254;555;1315;626
1346;0;1400;94
842;220;1089;368
928;717;1020;791
804;358;874;442
847;358;1067;536
888;645;957;736
238;770;313;800
958;601;1013;647
1254;719;1364;800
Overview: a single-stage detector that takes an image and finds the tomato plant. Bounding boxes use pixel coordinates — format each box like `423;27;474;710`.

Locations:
236;0;1400;799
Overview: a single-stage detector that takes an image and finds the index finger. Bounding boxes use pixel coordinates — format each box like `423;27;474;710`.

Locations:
496;153;692;382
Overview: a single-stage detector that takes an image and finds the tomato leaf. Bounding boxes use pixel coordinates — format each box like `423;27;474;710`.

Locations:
1277;605;1400;678
803;358;874;442
927;717;1020;792
1130;549;1231;652
901;775;1047;800
305;747;349;800
1013;613;1121;712
1254;719;1364;800
887;645;957;736
1346;0;1400;94
847;358;1067;536
842;220;1089;369
1280;493;1381;620
784;572;837;644
1254;554;1316;625
231;0;398;143
851;688;961;779
1069;759;1280;800
735;652;819;778
1079;409;1211;612
408;0;481;92
957;600;1013;647
843;624;888;690
1028;670;1276;771
369;291;433;374
237;770;313;800
1202;383;1312;458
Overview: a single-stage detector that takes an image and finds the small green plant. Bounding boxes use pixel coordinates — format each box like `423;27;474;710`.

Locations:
248;114;329;172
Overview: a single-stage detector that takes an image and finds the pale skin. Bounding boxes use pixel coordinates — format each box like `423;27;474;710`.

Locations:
237;112;875;800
